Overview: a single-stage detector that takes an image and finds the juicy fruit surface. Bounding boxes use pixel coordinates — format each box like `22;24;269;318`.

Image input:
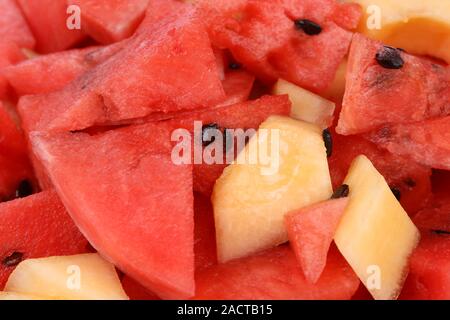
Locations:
68;0;149;44
334;155;420;300
210;0;360;93
213;116;333;262
31;123;195;299
0;42;25;99
328;130;432;214
369;116;450;170
352;0;450;64
0;292;45;300
194;245;359;300
194;193;217;271
0;0;35;49
18;7;225;133
16;0;85;53
5;254;128;300
273;79;335;129
338;34;450;135
285;198;349;284
0;191;88;289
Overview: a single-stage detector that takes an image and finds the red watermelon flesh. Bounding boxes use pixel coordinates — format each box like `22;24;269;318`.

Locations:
285;198;349;284
0;190;89;289
68;0;149;44
337;34;450;135
0;0;35;49
5;42;125;96
0;102;34;201
193;245;359;300
217;70;255;107
121;275;161;300
413;194;450;234
400;233;450;300
0;42;25;99
210;0;359;93
16;0;86;53
18;7;225;133
368;116;450;170
30;123;195;299
328;130;432;214
194;193;217;271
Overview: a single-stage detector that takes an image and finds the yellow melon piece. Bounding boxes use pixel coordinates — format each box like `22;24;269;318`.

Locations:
351;0;450;63
273;79;335;129
0;292;47;300
334;155;420;300
213;116;333;262
5;253;129;300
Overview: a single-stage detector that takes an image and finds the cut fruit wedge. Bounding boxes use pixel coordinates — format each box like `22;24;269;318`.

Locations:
273;79;335;129
213;116;333;262
334;155;420;300
351;0;450;64
285;197;349;284
5;253;129;300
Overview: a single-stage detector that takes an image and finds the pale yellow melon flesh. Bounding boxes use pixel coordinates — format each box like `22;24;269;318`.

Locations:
273;79;335;129
351;0;450;63
213;116;333;262
334;155;420;300
5;253;129;300
0;292;47;300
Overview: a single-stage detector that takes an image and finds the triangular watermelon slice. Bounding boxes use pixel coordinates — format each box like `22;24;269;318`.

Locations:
0;0;35;49
337;34;450;135
0;190;89;289
193;245;359;299
30;123;195;299
368;116;450;170
18;7;225;133
68;0;149;44
16;0;86;53
285;198;349;284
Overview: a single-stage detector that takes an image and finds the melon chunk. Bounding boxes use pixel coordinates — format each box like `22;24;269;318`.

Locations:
351;0;450;64
334;155;420;300
0;292;46;300
5;254;128;300
273;79;335;129
213;116;333;262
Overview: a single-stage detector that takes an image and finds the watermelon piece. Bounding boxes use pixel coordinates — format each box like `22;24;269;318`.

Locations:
217;70;255;107
18;7;225;133
0;42;25;99
210;0;360;93
168;95;291;196
328;130;432;214
16;0;86;53
0;0;35;49
30;123;195;299
0;190;89;289
413;194;450;234
68;0;149;44
121;276;160;300
337;34;450;135
285;198;349;284
194;193;217;270
400;233;450;300
193;245;359;300
0;102;34;201
368;117;450;171
4;42;126;96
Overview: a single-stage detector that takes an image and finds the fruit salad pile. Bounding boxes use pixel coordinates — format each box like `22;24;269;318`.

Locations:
0;0;448;300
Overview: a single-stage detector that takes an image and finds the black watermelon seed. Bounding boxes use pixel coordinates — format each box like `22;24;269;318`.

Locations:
202;123;220;146
229;62;241;70
331;184;350;199
15;180;33;199
390;187;402;200
2;252;23;267
294;19;322;35
432;229;450;236
375;46;404;69
404;178;416;188
322;129;332;158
